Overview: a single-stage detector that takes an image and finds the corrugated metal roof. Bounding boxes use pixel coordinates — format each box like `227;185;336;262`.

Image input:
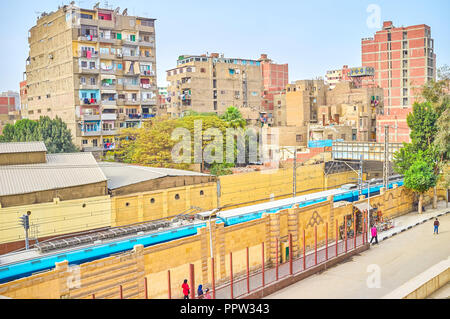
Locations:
0;142;47;154
0;153;107;197
99;162;211;190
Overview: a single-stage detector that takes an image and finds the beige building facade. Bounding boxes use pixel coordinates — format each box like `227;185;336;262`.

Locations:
25;4;157;151
166;53;263;124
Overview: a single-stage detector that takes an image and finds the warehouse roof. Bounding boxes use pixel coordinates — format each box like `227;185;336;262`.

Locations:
0;142;47;154
0;153;107;197
99;162;211;190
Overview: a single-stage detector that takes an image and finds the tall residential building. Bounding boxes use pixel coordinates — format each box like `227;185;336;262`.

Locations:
362;21;436;143
25;4;157;151
166;53;263;124
259;54;289;124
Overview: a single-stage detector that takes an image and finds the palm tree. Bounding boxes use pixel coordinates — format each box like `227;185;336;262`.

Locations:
221;106;246;129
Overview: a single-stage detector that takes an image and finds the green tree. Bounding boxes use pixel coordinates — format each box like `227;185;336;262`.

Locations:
0;117;78;153
404;158;438;214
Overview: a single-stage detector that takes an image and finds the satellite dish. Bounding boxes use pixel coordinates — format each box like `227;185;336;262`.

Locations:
122;8;128;16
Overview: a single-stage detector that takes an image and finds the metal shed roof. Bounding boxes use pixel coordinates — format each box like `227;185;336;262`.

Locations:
0;142;47;154
99;162;211;190
0;153;107;197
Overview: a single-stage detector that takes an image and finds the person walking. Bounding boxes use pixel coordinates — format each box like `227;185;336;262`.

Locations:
197;285;204;299
182;279;190;299
434;218;440;235
370;225;378;245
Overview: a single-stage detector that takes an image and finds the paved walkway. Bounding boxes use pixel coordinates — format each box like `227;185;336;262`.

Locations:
265;202;450;299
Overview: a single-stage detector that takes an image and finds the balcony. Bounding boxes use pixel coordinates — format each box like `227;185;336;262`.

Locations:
136;25;155;33
139;40;155;48
78;35;98;42
99;37;116;44
80;18;98;27
124;99;141;106
101;99;117;106
75;65;100;74
140;70;156;77
122;55;140;61
122;39;138;46
101;84;117;91
142;114;156;119
79;83;99;90
80;98;99;106
80;129;118;137
99;52;117;60
139;55;156;63
141;99;157;106
124;84;140;90
100;68;115;75
98;19;115;29
78;50;99;59
127;114;142;120
140;83;156;91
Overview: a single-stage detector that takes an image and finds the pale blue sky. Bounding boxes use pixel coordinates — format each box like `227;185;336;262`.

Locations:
0;0;449;92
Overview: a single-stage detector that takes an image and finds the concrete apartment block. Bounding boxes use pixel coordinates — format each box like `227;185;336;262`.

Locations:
25;4;158;151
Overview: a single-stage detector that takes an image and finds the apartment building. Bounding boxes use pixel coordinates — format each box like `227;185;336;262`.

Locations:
25;4;157;151
259;54;289;125
0;93;20;134
325;65;351;89
318;82;384;142
166;53;263;124
362;21;436;143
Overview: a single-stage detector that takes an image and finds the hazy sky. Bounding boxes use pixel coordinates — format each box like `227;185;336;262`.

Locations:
1;0;449;92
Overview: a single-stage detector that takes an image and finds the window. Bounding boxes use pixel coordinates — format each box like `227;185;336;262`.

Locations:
327;134;333;140
81;61;88;68
200;191;204;196
341;134;346;140
201;68;206;73
150;198;155;204
175;194;180;200
82;140;88;145
296;135;303;142
90;77;96;85
214;101;218;111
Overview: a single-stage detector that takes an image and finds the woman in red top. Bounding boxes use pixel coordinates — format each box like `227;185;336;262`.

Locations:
182;280;190;299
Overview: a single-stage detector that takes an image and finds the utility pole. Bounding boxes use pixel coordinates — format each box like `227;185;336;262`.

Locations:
358;155;363;196
293;148;297;197
383;125;390;190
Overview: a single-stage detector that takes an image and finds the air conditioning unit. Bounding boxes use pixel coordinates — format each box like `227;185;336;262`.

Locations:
117;53;123;58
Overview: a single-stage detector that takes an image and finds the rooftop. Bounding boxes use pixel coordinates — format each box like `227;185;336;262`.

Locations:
99;162;211;190
0;142;47;155
0;153;106;197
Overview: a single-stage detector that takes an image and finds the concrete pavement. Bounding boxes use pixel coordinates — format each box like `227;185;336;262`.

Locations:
265;202;450;299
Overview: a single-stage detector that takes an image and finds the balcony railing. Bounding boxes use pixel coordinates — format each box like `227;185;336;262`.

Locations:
140;83;156;90
141;99;157;105
78;35;98;42
139;40;155;48
125;99;141;105
101;99;117;106
80;98;99;106
78;50;99;58
81;129;118;137
140;70;156;77
142;114;156;119
127;114;142;120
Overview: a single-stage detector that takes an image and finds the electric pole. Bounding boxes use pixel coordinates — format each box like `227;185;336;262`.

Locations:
358;155;363;196
383;125;390;190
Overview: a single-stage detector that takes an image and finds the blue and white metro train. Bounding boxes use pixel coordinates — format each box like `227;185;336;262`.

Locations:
0;177;403;284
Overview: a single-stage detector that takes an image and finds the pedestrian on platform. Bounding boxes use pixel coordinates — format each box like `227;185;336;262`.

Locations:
182;279;190;299
370;225;378;245
434;218;440;235
204;288;212;299
197;284;204;299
